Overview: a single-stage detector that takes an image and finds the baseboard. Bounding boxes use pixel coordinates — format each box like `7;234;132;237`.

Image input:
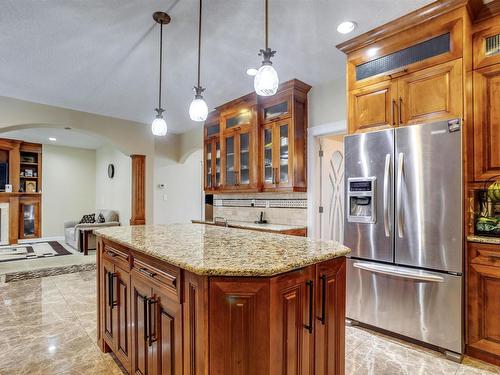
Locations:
18;236;65;244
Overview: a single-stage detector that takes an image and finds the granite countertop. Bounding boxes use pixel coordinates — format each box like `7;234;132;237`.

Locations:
192;219;307;232
467;235;500;245
95;224;350;277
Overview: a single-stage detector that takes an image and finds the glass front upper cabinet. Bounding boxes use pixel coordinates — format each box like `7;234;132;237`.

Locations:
205;123;220;138
263;126;273;184
239;132;250;185
278;123;289;184
205;142;212;189
215;141;221;188
225;110;251;130
225;135;236;186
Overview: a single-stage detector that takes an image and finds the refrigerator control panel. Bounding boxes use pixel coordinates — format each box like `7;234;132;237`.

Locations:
347;177;376;224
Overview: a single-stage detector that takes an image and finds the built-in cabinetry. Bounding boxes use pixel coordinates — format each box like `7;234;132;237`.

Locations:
97;237;346;374
338;1;500;366
467;242;500;366
0;138;42;244
203;79;310;193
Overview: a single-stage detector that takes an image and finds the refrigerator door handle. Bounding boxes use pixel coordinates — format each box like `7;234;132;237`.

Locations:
383;153;391;237
397;152;404;238
353;262;445;282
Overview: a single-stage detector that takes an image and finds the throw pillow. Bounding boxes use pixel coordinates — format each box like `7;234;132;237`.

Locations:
80;213;95;224
97;213;105;223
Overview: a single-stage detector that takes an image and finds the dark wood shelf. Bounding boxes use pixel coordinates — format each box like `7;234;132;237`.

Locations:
20;162;38;166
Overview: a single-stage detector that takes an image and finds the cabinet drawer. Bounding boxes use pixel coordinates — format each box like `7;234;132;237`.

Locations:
132;258;180;299
103;244;130;270
469;242;500;267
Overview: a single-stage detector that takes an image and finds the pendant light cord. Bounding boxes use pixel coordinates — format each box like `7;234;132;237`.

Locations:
197;0;202;88
158;22;163;110
265;0;269;49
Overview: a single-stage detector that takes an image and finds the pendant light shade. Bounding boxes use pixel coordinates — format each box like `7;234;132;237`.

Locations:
152;116;168;136
189;0;208;121
151;12;170;136
254;0;279;96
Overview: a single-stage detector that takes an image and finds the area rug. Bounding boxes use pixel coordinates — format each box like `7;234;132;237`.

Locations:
4;263;96;283
0;241;73;263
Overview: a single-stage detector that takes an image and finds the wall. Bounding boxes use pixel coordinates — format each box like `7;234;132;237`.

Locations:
154;149;203;224
95;145;131;225
308;77;347;128
41;144;96;237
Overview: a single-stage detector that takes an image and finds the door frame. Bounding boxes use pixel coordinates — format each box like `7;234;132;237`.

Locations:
307;120;347;239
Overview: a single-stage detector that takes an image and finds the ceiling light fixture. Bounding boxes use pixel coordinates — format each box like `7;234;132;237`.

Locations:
49;137;57;142
246;68;258;76
151;11;171;136
189;0;208;122
254;0;279;96
337;21;356;34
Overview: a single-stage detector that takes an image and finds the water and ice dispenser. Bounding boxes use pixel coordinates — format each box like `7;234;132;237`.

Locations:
347;177;376;223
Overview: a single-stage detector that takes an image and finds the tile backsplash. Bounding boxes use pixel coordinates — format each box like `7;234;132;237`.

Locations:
213;193;307;226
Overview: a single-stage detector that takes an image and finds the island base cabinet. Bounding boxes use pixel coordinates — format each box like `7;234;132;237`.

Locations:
97;238;347;375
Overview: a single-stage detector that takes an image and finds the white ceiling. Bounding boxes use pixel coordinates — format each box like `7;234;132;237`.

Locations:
0;0;432;133
0;128;105;149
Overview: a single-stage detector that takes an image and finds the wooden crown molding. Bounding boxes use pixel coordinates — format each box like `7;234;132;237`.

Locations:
336;0;468;54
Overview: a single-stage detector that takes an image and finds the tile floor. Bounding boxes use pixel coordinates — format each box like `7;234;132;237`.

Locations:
0;270;499;375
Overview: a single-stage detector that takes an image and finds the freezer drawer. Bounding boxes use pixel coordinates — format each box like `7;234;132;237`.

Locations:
346;258;463;353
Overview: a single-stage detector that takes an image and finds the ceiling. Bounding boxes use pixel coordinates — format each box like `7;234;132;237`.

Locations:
0;127;105;149
0;0;432;133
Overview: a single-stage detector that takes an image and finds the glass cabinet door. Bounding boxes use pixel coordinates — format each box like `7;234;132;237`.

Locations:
215;141;221;187
262;99;290;122
263;126;274;184
225;135;236;186
278;123;289;184
205;142;213;189
239;132;250;185
225;110;251;130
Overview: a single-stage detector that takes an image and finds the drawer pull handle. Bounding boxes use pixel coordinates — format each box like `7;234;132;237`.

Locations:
139;268;157;278
106;250;117;257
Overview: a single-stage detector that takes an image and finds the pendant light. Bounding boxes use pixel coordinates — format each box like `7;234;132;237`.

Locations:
254;0;279;96
151;11;171;136
189;0;208;121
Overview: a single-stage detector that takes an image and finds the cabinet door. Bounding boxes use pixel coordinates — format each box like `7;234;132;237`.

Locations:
151;289;183;375
131;275;153;375
473;63;500;181
237;129;253;188
222;133;237;189
315;259;346;375
215;140;221;188
102;257;115;347
348;80;397;134
275;120;292;188
204;141;213;191
19;199;41;239
113;266;131;372
468;263;500;360
270;266;315;375
398;59;462;126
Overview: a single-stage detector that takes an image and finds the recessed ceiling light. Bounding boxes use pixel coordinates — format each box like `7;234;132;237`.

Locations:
337;21;356;34
246;68;258;76
49;137;57;142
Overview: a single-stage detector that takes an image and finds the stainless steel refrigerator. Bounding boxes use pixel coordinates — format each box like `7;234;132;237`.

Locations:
344;119;463;358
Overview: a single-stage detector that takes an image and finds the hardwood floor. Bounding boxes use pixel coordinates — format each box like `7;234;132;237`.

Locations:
0;270;498;374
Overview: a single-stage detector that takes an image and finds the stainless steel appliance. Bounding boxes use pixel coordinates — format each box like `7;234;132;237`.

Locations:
344;119;463;358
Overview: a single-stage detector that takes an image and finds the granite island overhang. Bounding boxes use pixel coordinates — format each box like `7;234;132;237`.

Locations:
95;223;350;374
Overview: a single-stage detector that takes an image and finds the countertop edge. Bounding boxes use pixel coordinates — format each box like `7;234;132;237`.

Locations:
467;235;500;245
95;231;350;277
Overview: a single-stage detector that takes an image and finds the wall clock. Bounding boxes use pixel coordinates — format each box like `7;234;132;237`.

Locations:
108;164;115;179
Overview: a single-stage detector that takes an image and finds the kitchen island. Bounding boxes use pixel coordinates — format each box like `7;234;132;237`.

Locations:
95;224;350;374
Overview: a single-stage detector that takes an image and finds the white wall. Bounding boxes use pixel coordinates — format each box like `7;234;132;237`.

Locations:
42;144;96;237
95;145;131;225
154;149;203;224
308;78;347;128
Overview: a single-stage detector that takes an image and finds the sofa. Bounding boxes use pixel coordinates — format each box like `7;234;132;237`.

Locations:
64;209;120;251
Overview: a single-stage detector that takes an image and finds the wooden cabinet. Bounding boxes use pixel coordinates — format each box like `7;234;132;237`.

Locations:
472;63;500;181
467;242;500;366
220;103;259;192
259;81;310;192
18;196;41;239
348;80;398;133
315;259;346;375
348;59;463;133
270;266;315;375
101;252;131;373
98;237;346;374
204;114;221;192
398;59;462;126
203;79;310;193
